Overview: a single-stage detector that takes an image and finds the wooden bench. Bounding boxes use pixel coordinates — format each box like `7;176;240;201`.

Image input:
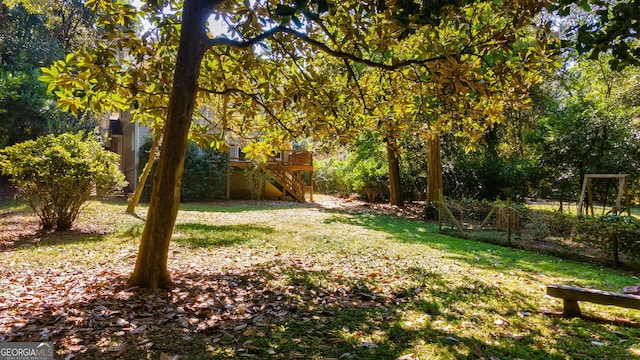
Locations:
547;284;640;317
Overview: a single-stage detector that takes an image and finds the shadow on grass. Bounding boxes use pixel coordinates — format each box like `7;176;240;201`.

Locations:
0;210;107;252
0;201;30;217
172;223;274;248
0;260;605;360
323;212;640;290
177;200;314;214
0;197;133;252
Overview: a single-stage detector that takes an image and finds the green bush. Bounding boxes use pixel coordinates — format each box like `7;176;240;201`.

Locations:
138;140;227;202
0;132;127;230
314;157;350;196
315;134;389;202
347;156;389;202
522;210;575;239
546;212;575;238
244;163;268;200
443;153;542;201
314;151;389;201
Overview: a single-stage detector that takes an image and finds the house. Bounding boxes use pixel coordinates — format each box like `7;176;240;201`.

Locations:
227;145;314;202
102;111;314;202
101;111;150;192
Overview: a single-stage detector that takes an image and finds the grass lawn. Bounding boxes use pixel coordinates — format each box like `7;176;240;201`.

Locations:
1;197;640;359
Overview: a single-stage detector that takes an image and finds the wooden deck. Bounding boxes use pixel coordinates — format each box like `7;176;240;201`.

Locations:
229;147;313;169
227;146;314;202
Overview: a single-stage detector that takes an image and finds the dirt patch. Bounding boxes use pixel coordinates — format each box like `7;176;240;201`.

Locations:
312;195;425;220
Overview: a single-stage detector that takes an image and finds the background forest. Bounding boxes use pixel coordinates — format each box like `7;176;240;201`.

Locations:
315;58;640;206
0;1;98;148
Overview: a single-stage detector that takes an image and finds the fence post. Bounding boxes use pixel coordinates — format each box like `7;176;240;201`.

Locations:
507;199;512;246
612;233;620;266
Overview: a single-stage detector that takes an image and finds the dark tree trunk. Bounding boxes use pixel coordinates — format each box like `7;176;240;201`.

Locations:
386;136;403;207
426;136;443;204
127;0;216;289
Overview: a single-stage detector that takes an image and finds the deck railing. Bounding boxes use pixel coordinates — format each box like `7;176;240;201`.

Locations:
229;146;312;167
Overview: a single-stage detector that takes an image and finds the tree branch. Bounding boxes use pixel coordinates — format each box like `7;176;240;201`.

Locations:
198;86;297;135
306;15;370;112
205;25;455;70
278;27;452;70
206;25;288;49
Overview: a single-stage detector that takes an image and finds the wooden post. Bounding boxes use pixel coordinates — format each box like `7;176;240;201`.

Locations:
612;233;620;265
440;192;463;233
480;206;496;229
226;161;232;200
563;299;582;318
578;176;588;215
438;193;443;232
506;199;512;246
310;170;314;202
625;177;630;217
578;174;630;216
587;178;594;216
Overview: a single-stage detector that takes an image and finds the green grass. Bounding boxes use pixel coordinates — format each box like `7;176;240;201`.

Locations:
0;198;29;212
1;199;640;359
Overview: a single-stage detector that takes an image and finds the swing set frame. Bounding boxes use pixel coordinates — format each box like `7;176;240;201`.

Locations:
577;174;630;216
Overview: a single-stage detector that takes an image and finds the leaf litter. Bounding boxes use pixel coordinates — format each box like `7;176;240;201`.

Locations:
1;197;640;359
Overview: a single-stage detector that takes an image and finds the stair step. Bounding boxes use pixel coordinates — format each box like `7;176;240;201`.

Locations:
265;164;305;203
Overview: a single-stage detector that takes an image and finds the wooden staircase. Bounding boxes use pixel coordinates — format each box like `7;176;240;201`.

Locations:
228;147;313;202
265;162;306;203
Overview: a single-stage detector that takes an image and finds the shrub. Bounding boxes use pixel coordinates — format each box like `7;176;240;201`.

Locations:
313;157;350;196
443;151;543;201
0;132;127;231
546;212;575;238
138;140;227;202
244;163;268;200
314;152;389;201
344;136;389;202
347;156;389;202
181;142;228;201
315;134;389;202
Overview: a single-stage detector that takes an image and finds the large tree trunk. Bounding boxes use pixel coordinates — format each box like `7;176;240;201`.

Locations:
126;131;160;214
426;136;443;204
128;0;214;289
386;136;403;207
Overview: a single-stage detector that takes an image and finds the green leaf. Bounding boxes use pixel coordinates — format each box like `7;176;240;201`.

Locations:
577;0;591;12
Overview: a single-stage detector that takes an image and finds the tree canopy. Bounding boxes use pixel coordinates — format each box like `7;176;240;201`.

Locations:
0;1;97;147
554;0;640;69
